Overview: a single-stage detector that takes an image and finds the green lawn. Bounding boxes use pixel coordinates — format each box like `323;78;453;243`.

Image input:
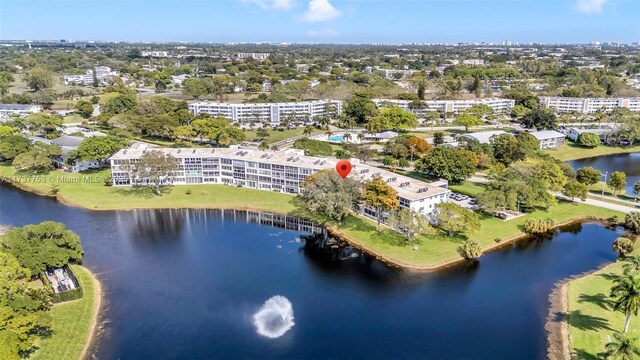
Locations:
0;166;624;269
543;143;640;162
62;114;84;124
567;257;638;359
31;265;98;360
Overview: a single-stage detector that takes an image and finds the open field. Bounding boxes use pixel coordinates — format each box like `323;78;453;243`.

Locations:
31;265;99;360
567;255;639;359
0;166;624;269
543;143;640;162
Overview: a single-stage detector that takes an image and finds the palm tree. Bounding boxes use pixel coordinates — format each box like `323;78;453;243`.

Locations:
344;133;352;142
357;132;365;142
611;273;640;333
606;332;640;360
258;141;269;151
624;257;640;275
303;125;314;138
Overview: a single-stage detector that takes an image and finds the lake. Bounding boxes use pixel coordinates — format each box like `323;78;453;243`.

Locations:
568;152;640;196
0;185;622;359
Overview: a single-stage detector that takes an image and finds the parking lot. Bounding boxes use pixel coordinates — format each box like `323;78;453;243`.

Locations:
448;192;479;210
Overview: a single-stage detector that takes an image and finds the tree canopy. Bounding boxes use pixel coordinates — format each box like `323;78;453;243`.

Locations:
1;221;83;273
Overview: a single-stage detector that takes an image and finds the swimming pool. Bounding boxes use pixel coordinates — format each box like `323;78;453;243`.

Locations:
328;135;345;142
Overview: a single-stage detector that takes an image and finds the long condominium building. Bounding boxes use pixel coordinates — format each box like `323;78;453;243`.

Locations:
372;98;516;115
110;146;450;217
188;100;342;123
63;66;119;86
539;97;640;113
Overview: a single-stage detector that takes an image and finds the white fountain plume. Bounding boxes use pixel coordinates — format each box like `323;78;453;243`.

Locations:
253;295;295;338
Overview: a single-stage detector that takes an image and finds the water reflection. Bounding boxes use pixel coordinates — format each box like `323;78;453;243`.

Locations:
568;153;640;195
0;185;623;360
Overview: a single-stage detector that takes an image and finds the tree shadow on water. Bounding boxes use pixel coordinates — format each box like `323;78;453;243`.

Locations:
578;293;612;311
568;310;613;332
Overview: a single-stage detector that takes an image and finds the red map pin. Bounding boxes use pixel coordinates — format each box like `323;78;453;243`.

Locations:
336;160;352;179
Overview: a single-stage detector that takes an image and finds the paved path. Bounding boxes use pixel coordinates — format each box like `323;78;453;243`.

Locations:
557;194;638;214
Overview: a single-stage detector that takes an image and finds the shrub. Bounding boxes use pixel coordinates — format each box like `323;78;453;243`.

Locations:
293;138;333;156
577;132;601;148
459;240;482;260
185;189;193;195
625;212;640;235
523;218;555;234
613;237;635;258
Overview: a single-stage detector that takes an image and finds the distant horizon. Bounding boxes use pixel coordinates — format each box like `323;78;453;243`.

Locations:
1;39;637;46
1;0;639;44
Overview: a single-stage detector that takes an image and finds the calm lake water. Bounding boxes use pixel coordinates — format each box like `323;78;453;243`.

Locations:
568;152;640;196
0;185;622;359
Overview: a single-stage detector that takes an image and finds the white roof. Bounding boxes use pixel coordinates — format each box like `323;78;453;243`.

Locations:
529;130;565;140
461;131;506;144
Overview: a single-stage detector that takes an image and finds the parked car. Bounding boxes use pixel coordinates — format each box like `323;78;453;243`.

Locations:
460;195;469;201
469;199;477;205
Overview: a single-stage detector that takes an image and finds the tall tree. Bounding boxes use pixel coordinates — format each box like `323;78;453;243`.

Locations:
364;176;399;231
433;202;481;236
415;147;478;182
301;170;362;223
388;209;435;242
1;221;83;272
605;332;640;360
520;109;557;130
453;112;482;131
182;78;207;100
610;273;640;333
609;171;627;196
576;167;602;186
67;136;131;162
375;106;418;130
125;150;179;196
23;67;54;91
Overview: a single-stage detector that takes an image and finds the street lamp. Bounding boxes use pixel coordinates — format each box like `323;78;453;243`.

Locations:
601;171;608;199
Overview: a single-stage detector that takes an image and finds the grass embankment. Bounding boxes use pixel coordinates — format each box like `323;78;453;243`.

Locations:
0;166;624;269
543;143;640;162
31;265;100;360
567;256;638;359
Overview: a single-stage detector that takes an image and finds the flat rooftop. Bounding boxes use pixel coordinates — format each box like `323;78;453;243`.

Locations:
111;147;449;201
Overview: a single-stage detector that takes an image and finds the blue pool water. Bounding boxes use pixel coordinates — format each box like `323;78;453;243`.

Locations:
328;135;344;142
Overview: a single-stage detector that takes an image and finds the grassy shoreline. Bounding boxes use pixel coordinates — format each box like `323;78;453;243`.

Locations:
542;143;640;162
31;265;101;360
0;166;625;270
566;258;638;359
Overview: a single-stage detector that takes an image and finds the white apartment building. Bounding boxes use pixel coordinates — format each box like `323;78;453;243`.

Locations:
141;51;169;57
539;97;640;113
372;98;515;115
63;66;118;86
529;130;566;149
109;147;450;216
0;104;43;116
188;100;343;123
236;53;270;61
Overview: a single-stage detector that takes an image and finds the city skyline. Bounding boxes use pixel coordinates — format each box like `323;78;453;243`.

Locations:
1;0;639;44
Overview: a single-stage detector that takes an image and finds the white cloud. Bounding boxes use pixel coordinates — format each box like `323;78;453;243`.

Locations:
306;28;340;38
240;0;297;11
575;0;608;13
302;0;341;22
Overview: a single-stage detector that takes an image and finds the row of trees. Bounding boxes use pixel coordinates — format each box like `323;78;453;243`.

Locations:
300;171;481;252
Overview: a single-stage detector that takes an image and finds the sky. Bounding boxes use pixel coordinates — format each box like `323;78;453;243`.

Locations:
0;0;639;44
